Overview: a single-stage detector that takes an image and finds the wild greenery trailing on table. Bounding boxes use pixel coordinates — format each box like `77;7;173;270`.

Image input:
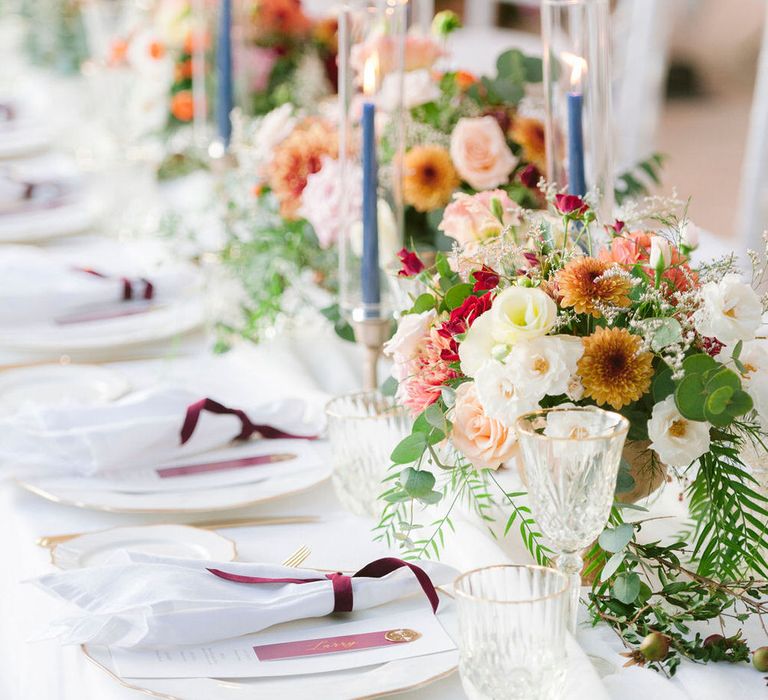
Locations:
376;191;768;674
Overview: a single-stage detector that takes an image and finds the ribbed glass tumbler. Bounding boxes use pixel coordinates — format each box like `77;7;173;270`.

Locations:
325;391;411;517
454;565;570;700
516;407;629;633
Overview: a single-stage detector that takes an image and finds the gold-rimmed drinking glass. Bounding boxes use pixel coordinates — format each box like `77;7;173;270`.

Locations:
454;565;570;700
325;391;411;517
515;406;629;633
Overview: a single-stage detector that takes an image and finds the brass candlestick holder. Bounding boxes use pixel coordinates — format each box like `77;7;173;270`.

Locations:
352;316;392;391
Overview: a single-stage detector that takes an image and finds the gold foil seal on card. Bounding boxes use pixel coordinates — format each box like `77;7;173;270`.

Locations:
384;629;421;643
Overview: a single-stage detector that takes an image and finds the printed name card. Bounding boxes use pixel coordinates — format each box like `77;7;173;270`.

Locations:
254;628;422;661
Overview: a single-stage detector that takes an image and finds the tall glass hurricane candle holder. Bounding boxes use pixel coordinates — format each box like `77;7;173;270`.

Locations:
542;0;613;219
337;0;407;322
454;565;570;700
325;391;411;517
516;407;628;633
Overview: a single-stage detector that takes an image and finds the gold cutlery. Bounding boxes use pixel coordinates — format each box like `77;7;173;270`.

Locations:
282;545;311;568
36;515;320;549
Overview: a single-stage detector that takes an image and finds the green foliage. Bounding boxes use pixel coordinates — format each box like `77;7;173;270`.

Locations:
615;153;666;205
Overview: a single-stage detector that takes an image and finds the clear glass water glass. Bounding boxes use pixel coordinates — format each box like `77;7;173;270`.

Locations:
516;407;628;632
325;391;411;517
454;565;570;700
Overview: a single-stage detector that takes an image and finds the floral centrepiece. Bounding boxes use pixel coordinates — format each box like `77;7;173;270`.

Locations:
379;191;768;675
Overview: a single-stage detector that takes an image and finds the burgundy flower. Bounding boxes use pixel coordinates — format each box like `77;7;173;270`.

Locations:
438;292;493;345
472;266;500;292
397;248;425;277
554;193;589;216
701;336;724;357
606;219;626;236
519;163;541;189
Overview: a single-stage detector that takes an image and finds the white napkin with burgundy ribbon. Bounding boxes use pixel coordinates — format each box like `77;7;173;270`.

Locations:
32;552;456;648
0;246;196;326
0;387;323;477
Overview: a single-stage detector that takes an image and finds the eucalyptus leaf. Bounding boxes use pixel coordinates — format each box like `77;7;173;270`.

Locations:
650;318;682;351
652;365;675;402
419;489;443;505
682;353;717;375
600;551;626;582
706;385;734;415
380;376;398;397
390;434;427;464
401;467;436;497
410;293;436;314
612;572;641;604
444;283;474;310
675;374;707;421
599;523;635;553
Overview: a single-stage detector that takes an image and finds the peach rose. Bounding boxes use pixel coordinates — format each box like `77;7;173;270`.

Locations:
439;190;522;247
451;381;518;470
350;34;443;80
450;116;518;190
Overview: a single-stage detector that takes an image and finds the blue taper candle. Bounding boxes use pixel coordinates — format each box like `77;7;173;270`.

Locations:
216;0;234;147
361;101;380;311
566;91;586;197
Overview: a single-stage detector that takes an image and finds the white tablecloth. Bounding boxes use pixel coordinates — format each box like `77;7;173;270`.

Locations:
1;329;764;699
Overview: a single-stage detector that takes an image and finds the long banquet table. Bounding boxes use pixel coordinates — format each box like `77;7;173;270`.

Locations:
1;324;764;700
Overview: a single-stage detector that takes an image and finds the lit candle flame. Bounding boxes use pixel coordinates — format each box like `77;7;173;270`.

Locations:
562;52;587;91
363;53;380;96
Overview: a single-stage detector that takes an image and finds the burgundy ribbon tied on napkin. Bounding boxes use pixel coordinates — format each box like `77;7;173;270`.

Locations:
77;267;154;301
207;557;440;614
180;397;314;445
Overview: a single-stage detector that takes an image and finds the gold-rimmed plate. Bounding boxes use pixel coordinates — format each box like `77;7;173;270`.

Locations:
51;524;237;570
82;590;459;700
18;462;332;514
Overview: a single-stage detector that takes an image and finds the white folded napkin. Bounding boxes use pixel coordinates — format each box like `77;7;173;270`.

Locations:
33;552;456;648
0;387;323;477
0;246;196;326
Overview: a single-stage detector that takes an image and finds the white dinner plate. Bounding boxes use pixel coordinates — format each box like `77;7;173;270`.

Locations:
52;524;237;570
0;296;205;354
0;364;129;417
83;591;458;700
0;190;100;242
19;461;333;513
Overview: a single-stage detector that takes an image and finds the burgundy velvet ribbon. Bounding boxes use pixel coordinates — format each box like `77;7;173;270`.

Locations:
207;557;440;614
180;397;313;445
77;267;154;301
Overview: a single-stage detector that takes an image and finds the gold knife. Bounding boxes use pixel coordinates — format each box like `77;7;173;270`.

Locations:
36;515;321;549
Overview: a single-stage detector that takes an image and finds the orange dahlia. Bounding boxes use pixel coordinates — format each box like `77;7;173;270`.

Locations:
269;118;338;220
557;257;631;318
577;327;654;409
403;145;460;212
253;0;311;38
510;117;546;171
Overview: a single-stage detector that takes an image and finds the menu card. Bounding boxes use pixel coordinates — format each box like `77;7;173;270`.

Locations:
110;597;456;679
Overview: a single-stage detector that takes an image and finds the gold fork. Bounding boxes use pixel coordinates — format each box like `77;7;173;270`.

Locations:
282;545;311;568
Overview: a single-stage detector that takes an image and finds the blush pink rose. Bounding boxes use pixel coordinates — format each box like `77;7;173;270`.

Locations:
451;381;518;470
450;116;518;190
235;45;279;93
350;34;443;79
439;190;522;246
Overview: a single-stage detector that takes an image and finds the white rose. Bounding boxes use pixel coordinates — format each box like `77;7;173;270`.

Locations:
459;312;496;378
649;236;672;271
647;396;711;468
475;360;537;428
379;69;440;111
693;274;763;343
748;372;768;430
490;286;558;345
680;220;700;249
383;309;435;381
506;335;583;403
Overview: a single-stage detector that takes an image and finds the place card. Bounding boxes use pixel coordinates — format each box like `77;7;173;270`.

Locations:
38;440;327;493
110;597;456;679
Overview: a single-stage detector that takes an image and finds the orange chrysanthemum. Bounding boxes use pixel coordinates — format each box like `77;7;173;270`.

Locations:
269;117;338;220
578;327;654;409
510;117;546;171
557;257;631;317
403;145;460;212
